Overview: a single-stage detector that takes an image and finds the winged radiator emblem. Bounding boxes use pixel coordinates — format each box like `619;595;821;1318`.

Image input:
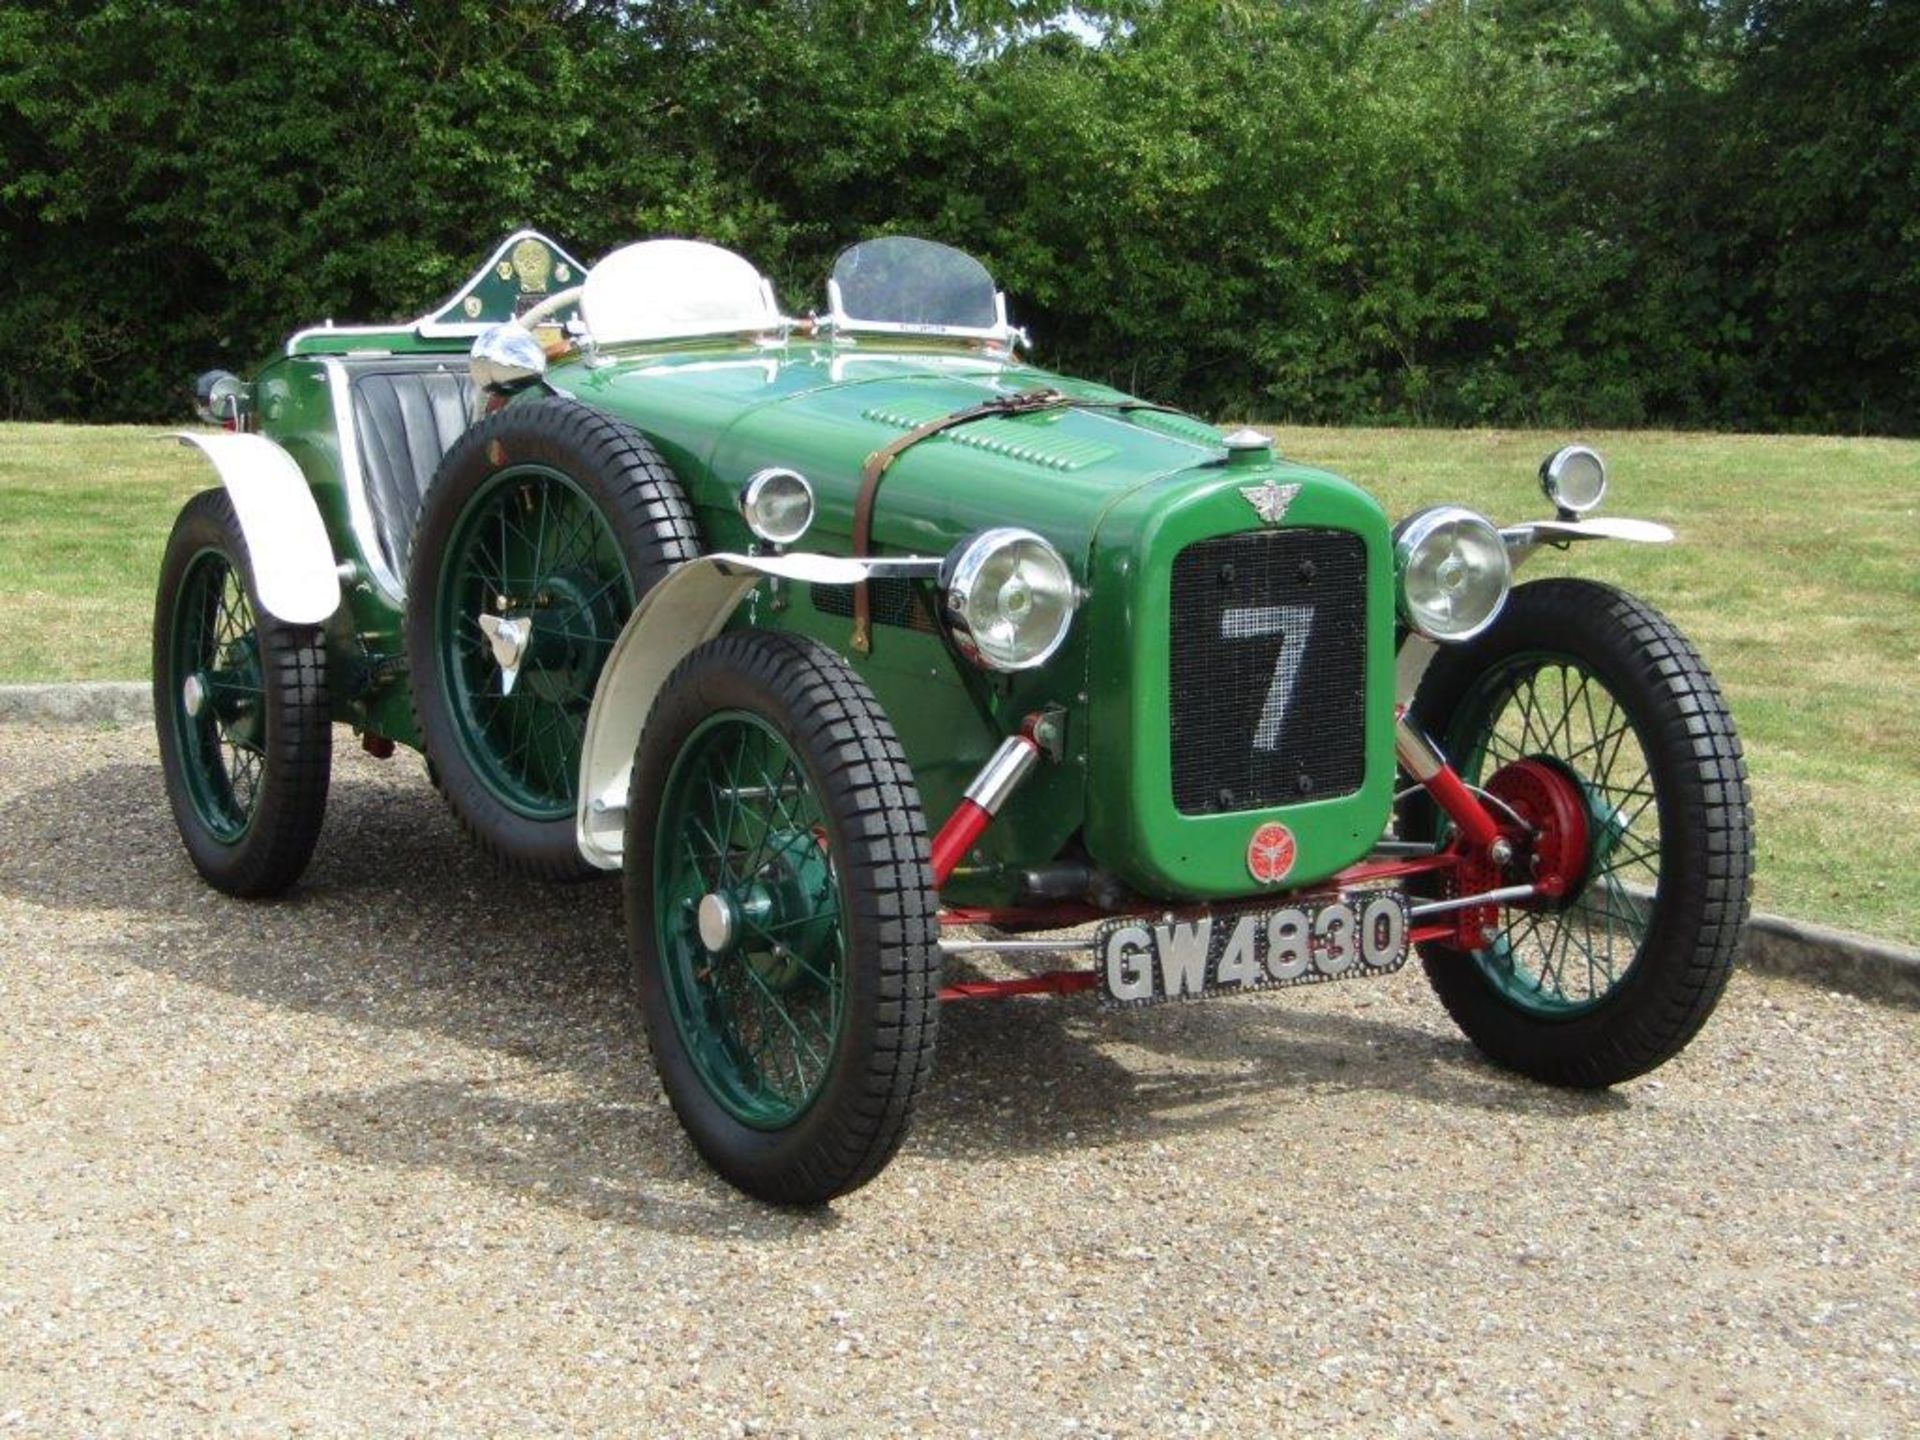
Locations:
1239;481;1301;526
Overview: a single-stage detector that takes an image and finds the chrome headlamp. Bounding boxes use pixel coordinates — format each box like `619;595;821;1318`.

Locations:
737;467;815;546
1394;506;1511;643
941;528;1078;671
1539;444;1608;516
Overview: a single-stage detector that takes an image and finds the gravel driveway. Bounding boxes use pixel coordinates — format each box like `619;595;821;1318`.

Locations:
2;722;1914;1437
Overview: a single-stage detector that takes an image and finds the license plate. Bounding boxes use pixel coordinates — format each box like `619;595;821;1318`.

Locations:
1096;892;1411;1007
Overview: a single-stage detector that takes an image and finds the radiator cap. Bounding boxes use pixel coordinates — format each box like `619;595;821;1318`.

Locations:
1221;427;1273;468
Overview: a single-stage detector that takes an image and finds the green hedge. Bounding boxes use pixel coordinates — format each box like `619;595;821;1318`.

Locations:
3;0;1914;432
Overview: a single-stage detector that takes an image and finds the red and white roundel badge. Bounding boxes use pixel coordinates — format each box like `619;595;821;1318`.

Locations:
1247;822;1297;885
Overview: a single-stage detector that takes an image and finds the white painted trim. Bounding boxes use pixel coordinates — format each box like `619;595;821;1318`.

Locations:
575;562;760;870
169;433;341;625
574;551;945;869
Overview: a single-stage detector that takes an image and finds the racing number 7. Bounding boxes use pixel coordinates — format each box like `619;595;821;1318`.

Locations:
1221;605;1316;752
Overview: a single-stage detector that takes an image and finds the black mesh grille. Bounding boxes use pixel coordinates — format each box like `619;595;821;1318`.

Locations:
1169;529;1369;815
810;579;938;634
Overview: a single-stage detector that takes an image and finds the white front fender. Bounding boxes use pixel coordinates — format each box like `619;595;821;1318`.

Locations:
171;432;341;624
574;550;942;870
1397;515;1679;706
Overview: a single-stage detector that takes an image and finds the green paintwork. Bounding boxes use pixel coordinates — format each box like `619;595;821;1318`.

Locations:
246;353;425;747
552;341;1239;896
235;237;1420;907
653;710;848;1129
549;339;1393;899
1082;461;1397;899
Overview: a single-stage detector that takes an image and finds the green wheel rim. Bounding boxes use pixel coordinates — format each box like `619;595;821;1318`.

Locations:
435;465;635;819
168;547;266;844
653;712;849;1130
1445;653;1663;1017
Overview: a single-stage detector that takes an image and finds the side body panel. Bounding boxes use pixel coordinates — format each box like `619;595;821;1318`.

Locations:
252;353;425;745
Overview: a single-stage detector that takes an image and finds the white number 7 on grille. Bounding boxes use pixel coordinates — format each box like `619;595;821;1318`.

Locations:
1220;605;1316;751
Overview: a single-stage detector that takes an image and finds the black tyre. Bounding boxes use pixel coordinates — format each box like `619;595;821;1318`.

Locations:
153;489;332;897
406;397;699;878
625;631;940;1205
1402;578;1752;1086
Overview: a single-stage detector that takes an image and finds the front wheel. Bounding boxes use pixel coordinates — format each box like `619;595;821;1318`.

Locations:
625;631;939;1204
1403;578;1753;1087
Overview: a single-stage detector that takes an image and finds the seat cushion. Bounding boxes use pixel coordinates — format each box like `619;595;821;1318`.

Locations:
351;368;475;579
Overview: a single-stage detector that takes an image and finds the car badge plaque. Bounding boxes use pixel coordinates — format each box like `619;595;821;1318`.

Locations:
1247;821;1298;885
1239;481;1301;526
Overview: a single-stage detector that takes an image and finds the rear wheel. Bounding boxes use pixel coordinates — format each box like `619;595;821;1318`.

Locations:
153;489;332;897
407;398;698;878
626;631;939;1204
1403;578;1752;1086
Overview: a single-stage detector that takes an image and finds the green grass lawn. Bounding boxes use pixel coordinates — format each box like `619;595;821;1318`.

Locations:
0;424;209;684
3;420;1916;944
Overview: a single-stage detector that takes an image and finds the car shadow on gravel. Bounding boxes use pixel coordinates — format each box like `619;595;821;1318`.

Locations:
3;748;1623;1227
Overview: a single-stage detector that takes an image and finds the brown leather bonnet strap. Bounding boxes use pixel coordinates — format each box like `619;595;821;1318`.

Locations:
850;387;1067;654
847;387;1198;654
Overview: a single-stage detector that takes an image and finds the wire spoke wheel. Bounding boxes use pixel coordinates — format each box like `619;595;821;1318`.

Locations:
1405;578;1751;1088
1450;655;1661;1016
153;489;331;897
406;398;698;878
436;464;634;819
655;712;848;1128
169;549;269;840
627;631;938;1205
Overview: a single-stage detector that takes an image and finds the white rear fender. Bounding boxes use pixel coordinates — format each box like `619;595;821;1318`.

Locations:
171;433;341;624
575;550;942;870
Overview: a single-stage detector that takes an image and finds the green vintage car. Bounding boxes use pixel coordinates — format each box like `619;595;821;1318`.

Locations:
157;231;1753;1202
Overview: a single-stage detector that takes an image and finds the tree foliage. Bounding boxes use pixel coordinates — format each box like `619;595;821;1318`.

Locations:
2;0;1913;431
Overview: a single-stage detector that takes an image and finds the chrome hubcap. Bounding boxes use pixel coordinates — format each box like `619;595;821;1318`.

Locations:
696;891;738;954
181;672;209;719
476;612;532;696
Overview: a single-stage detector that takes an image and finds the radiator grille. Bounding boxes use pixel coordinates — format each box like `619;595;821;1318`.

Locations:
1169;529;1369;815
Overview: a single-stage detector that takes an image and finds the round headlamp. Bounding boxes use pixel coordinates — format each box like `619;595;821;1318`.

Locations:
738;467;815;545
1539;444;1607;516
1394;506;1512;643
941;528;1078;672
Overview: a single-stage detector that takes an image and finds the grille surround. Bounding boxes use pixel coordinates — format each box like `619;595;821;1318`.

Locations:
1168;528;1369;816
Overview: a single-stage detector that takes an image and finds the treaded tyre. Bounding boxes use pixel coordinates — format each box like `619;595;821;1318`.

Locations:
1403;578;1752;1087
407;397;699;878
154;488;332;897
625;631;940;1205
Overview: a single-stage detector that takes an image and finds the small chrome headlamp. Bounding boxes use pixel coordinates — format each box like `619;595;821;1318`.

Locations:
941;528;1078;672
1394;506;1512;643
738;467;815;546
1540;444;1608;516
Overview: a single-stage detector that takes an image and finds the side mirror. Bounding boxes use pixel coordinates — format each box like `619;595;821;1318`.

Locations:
193;369;245;427
469;323;548;394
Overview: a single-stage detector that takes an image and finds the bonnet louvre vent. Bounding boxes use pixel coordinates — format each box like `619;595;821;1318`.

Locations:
860;400;1116;472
